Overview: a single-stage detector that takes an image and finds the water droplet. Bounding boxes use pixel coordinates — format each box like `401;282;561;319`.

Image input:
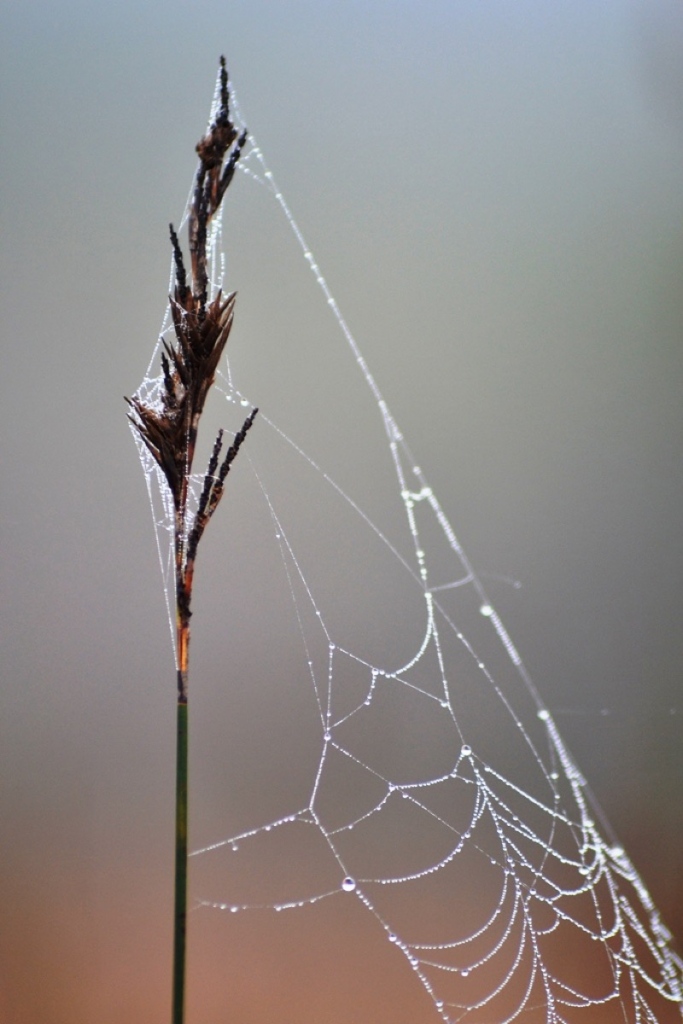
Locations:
341;877;356;892
230;843;238;852
388;932;397;943
265;825;271;831
461;744;472;757
324;731;331;741
611;846;624;859
480;604;493;617
440;699;449;708
537;709;550;721
550;771;559;780
230;906;239;913
461;969;470;978
240;398;249;407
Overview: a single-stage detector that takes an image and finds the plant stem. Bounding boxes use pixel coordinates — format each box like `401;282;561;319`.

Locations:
172;696;189;1024
173;605;190;1024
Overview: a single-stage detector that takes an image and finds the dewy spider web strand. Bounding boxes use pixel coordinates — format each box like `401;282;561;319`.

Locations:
131;68;683;1023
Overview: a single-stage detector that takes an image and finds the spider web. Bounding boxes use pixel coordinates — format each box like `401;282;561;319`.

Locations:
131;73;683;1023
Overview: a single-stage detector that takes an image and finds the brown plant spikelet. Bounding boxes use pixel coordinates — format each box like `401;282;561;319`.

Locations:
126;56;257;656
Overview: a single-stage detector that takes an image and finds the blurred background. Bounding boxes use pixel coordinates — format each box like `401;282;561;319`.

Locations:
1;1;682;1021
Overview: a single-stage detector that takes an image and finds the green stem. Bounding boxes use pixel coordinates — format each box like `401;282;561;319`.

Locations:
172;698;189;1024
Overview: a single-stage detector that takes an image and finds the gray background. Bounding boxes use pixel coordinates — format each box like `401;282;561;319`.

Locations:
1;1;682;1021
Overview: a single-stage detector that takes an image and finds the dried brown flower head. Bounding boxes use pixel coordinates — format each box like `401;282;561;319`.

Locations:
126;56;257;699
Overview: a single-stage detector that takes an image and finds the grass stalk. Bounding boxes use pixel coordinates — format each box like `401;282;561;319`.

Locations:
127;58;256;1024
172;700;188;1024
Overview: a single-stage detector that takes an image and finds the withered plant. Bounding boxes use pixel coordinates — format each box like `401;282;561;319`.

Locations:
126;58;256;1024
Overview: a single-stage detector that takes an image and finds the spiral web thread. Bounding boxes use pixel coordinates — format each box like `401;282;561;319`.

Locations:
131;72;683;1023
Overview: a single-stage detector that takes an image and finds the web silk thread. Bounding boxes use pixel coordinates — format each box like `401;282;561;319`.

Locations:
130;71;683;1024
